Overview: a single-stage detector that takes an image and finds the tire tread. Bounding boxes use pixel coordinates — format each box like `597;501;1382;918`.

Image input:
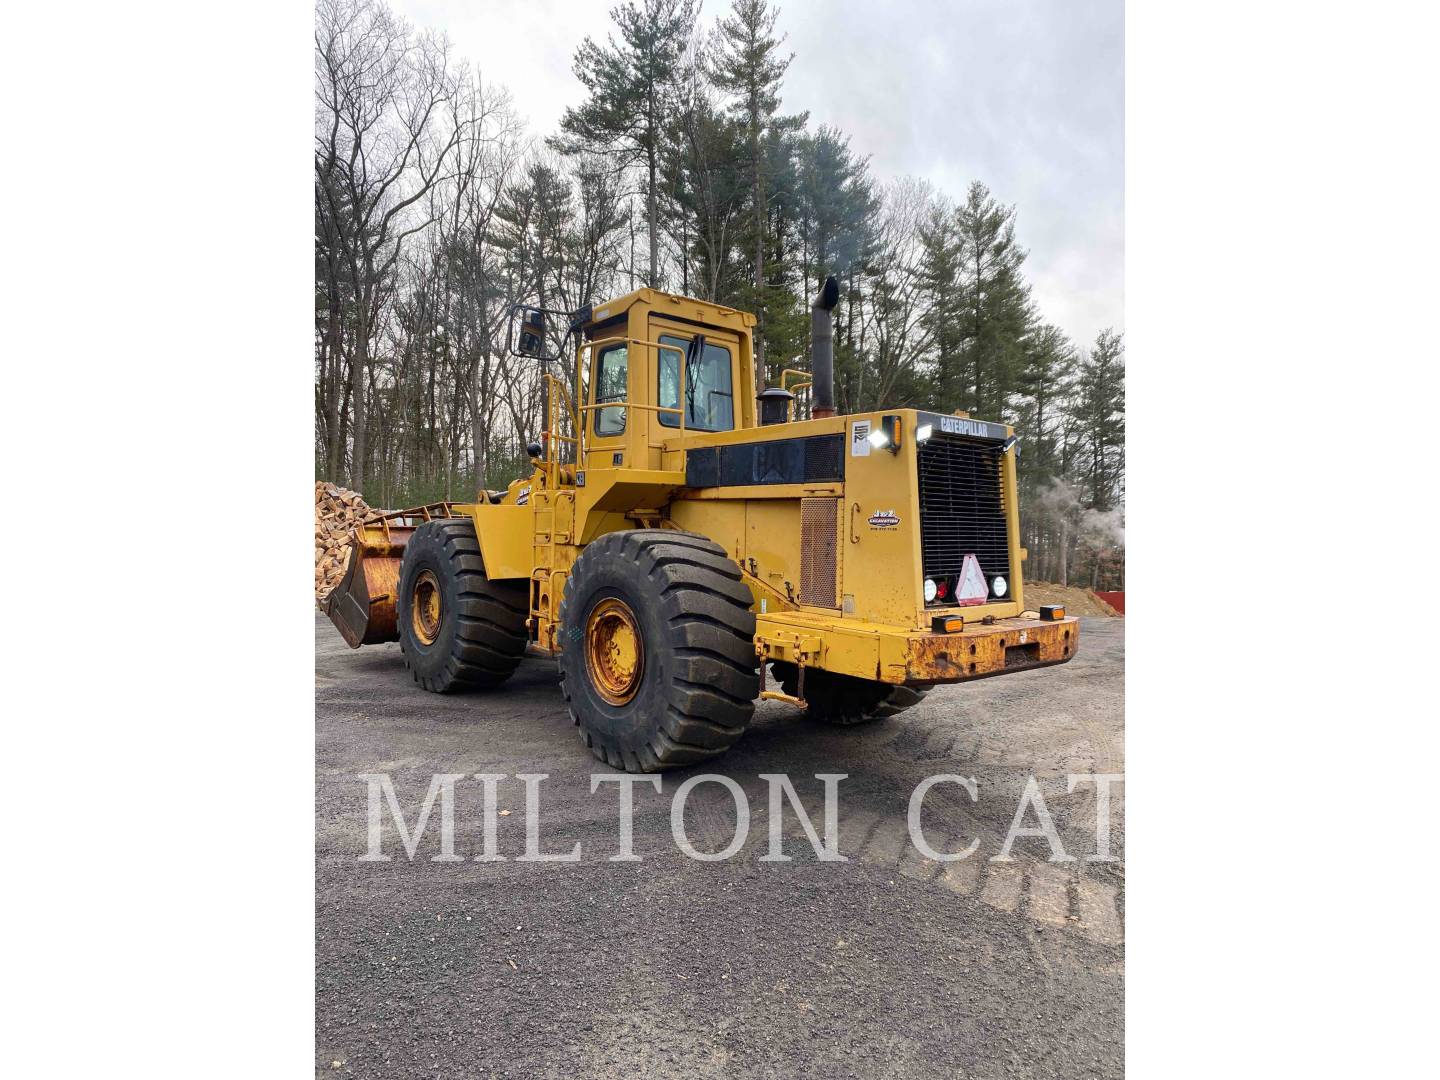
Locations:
400;518;527;692
558;529;759;771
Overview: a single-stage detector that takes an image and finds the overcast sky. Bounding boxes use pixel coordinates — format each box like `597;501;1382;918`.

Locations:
398;0;1123;350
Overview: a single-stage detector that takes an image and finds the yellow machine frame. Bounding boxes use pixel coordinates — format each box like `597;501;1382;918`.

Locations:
437;287;1079;690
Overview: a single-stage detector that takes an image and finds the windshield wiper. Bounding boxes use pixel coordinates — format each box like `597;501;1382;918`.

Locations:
684;334;706;421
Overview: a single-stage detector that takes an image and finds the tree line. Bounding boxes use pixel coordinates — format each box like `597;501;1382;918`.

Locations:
315;0;1124;588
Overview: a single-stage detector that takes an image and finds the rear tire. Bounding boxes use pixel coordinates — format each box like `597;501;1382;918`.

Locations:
771;662;930;726
398;518;527;692
558;530;759;772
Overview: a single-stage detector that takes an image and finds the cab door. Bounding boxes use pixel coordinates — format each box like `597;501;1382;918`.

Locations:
583;331;632;472
644;317;742;463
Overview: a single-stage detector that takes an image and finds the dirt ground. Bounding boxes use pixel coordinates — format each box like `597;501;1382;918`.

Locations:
1021;581;1120;617
316;613;1124;1078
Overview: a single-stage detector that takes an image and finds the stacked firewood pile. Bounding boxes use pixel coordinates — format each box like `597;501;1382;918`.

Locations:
315;482;382;604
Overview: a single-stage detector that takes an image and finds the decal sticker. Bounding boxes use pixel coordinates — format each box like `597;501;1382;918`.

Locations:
940;415;998;438
515;485;531;506
867;509;900;529
850;419;872;456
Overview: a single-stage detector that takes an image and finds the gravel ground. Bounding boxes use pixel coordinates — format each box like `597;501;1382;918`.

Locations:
316;613;1124;1078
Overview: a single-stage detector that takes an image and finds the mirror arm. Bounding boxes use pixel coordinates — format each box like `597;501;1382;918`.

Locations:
508;303;583;362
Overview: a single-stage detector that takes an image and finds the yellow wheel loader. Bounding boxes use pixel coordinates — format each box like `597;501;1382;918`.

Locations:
323;279;1079;772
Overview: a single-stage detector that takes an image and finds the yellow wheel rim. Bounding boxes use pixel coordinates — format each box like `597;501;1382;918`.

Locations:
585;597;644;705
411;568;443;646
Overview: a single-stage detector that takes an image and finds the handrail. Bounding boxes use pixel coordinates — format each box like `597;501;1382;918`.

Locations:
551;370;580;431
539;370;582;488
780;367;811;392
578;402;684;415
574;333;690;447
780;368;812;421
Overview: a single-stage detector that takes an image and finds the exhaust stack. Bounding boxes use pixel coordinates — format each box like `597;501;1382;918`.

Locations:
810;275;840;418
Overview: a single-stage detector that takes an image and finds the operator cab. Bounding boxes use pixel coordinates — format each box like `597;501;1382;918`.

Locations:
571;289;758;472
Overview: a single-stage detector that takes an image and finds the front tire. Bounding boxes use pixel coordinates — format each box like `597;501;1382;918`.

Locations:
398;518;527;692
771;662;930;726
558;530;759;772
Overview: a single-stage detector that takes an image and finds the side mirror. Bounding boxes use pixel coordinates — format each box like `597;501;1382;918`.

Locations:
509;305;564;364
517;307;546;357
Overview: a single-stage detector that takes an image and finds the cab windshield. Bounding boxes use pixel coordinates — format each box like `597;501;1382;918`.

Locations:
657;335;734;432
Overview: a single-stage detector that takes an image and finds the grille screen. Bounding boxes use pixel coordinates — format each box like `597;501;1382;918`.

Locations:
803;435;843;481
917;434;1011;600
800;497;839;608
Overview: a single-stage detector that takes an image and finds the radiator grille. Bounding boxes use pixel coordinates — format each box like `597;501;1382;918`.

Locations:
800;497;839;608
917;434;1011;601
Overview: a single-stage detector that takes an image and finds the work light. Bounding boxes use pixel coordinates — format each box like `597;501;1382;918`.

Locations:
867;414;902;453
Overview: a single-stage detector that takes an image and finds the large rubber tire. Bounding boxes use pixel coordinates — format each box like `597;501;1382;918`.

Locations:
398;518;527;693
558;529;759;772
771;661;931;727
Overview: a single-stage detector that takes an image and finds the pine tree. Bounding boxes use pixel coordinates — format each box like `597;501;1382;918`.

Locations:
662;83;749;303
1014;323;1076;479
954;181;1034;420
554;0;699;288
754;125;808;382
708;0;803;389
798;126;875;287
492;161;574;312
915;200;964;409
1072;328;1125;510
796;127;876;403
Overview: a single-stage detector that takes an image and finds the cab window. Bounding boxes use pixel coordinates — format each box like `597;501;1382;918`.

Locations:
657;334;734;432
594;343;627;436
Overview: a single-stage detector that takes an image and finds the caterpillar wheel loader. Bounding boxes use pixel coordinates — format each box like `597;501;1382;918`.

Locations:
323;278;1079;772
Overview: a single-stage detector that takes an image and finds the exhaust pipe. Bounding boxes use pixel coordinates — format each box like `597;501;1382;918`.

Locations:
810;275;840;418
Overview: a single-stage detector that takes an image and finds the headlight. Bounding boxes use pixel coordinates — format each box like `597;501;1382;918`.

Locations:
915;423;933;443
923;578;938;603
992;575;1008;597
867;429;890;449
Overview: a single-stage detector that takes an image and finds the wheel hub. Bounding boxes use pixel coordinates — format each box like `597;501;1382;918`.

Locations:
411;568;443;645
585;597;644;705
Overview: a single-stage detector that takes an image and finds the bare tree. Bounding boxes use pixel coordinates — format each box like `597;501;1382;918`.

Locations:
850;179;934;409
315;0;472;492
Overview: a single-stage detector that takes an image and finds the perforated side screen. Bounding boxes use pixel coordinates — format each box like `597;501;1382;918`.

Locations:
684;434;845;488
800;497;840;608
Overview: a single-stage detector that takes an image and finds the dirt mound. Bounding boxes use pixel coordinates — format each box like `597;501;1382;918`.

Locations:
315;482;382;604
1023;581;1120;617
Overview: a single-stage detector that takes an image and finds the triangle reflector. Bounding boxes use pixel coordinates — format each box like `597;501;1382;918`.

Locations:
956;553;989;607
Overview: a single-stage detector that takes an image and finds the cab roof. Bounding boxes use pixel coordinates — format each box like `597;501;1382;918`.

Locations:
584;287;757;334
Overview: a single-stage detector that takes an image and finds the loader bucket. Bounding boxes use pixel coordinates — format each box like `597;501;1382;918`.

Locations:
322;522;416;648
320;503;463;648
